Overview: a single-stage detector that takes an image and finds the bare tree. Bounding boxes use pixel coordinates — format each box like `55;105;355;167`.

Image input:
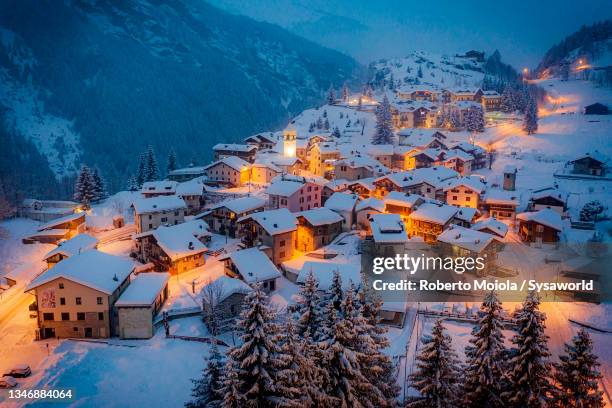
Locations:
201;278;225;336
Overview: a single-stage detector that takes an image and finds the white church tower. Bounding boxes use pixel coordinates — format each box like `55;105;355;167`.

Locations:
283;128;297;158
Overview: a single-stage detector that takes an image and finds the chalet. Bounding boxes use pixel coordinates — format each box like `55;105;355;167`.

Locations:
201;275;253;330
199;196;265;237
568;152;608;177
140;181;178;198
238;208;297;266
19;199;81;222
374;167;458;200
452;142;488;170
483;190;519;221
584;103;609;115
408;202;458;242
346;178;376;198
481;91;502;111
529;187;566;215
324;192;360;231
441;149;474;175
383;192;424;223
395;84;443;102
296;208;343;252
23;212;87;245
116;273;169;339
43;234;99;269
296;138;309;162
463;50;485;61
443;177;486;209
265;177;321;212
25;250;134;339
167;166;207;182
268;156;303;175
321;179;349;205
452;207;479;228
134;220;209;274
355;197;385;230
333;155;388;181
309;141;340;177
203;156;250;187
517;208;563;243
366;214;409;257
471;218;509;238
220;248;281;293
437;226;501;276
406;148;445;169
448;88;483;103
397;128;448;150
132;196;187;234
250;161;282;184
213;143;258;163
244;132;277;150
360;144;395;168
390;101;440;128
176;180;205;215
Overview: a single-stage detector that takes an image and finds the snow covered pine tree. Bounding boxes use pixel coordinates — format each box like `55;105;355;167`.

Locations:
186;341;225;408
373;94;394;145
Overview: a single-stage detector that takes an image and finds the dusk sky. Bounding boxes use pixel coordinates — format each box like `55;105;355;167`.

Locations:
210;0;612;68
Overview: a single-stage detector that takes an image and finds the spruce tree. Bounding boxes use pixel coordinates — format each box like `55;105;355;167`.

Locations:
328;270;343;311
463;291;508;407
327;85;336;105
466;105;485;133
186;342;225;408
73;165;96;209
504;291;552;408
145;145;159;181
91;167;107;202
342;82;350;102
167;150;178;174
408;319;462;408
450;109;461;130
323;118;330;131
523;96;538;135
295;270;322;339
136;152;147;188
127;175;138;192
501;86;514;112
221;285;292;407
331;127;341;138
552;329;604;408
373;94;394;145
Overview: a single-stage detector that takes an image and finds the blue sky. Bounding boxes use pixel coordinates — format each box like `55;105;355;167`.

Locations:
210;0;612;68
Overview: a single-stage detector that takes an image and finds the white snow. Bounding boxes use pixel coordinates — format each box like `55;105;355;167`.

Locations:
116;272;170;307
297;208;343;226
132;195;187;214
224;247;281;284
239;208;297;235
42;233;99;261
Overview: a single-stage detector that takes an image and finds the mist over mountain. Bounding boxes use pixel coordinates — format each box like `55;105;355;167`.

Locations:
0;0;362;198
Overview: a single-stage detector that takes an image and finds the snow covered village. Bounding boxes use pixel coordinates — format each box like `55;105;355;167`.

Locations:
0;2;611;407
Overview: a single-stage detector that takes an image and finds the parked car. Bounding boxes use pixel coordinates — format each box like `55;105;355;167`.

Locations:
3;364;31;378
0;376;17;388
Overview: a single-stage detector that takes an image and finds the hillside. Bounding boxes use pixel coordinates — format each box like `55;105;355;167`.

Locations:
0;0;363;196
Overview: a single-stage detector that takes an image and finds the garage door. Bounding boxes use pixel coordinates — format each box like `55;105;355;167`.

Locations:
122;327;150;339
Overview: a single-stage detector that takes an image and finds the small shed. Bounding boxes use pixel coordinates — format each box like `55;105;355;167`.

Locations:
584;103;609;115
116;273;170;339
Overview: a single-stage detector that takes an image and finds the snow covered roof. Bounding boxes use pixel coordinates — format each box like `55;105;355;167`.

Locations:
444;149;474;162
132;195;187;214
356;197;385;213
26;250;134;294
244;132;276;144
483;189;519;206
176;180;204;197
369;214;408;243
168;166;207;176
297;208;343;226
212;196;266;214
384;191;423;208
203;156;250;172
516;209;563;231
37;212;85;232
141;180;178;195
471;218;509;238
451;142;485;155
454;207;479;223
227;248;281;284
482;90;501;97
239;208;297;235
409;202;458;224
149;221;208;261
213;143;257;153
377;167;458;189
324;192;360;212
570;151;609;164
115;273;170;307
346;178;376;191
443;176;486;194
336;154;388;172
448;87;481;95
296;262;361;291
205;275;253;302
265;179;304;197
315;142;340;154
531;188;565;202
437;225;497;253
43;233;99;261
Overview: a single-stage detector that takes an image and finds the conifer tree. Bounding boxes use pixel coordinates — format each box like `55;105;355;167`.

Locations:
450;109;461;130
136;152;147;188
323;118;330;131
91;167;107;202
295;270;322;339
167;150;178;174
466;105;485;133
417;65;423;78
408;319;462;408
331;126;341;138
373;94;394;145
328;270;343;311
523;96;538;135
552;329;604;408
501;86;515;112
463;291;508;407
504;291;552;408
221;285;292;407
186;342;225;408
342;82;350;102
127;175;138;192
73;165;96;209
145;145;159;181
327;85;336;105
